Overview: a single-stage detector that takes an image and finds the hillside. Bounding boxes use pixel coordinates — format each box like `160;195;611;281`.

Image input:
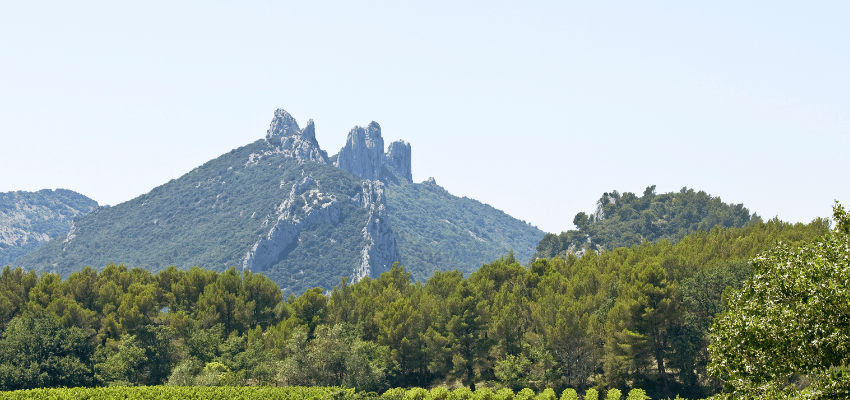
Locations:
12;109;544;294
13;140;369;295
0;189;97;265
385;177;542;282
532;185;755;261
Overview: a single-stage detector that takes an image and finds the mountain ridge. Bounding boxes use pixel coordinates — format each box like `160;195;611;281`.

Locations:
12;109;544;294
0;189;98;265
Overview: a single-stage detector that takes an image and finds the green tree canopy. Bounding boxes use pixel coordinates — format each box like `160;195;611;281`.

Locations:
708;203;850;399
0;311;96;389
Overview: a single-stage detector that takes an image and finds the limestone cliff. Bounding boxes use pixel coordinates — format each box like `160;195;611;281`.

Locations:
384;140;412;182
248;109;329;166
335;122;384;181
242;176;340;273
351;180;400;281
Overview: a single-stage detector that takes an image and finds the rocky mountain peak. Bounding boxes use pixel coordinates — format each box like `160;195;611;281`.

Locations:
262;109;329;165
385;140;412;182
335;122;385;181
266;109;300;140
302;119;317;141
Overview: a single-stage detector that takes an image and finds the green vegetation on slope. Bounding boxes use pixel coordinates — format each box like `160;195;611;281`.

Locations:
533;186;753;261
13;141;543;295
385;178;544;282
13;141;370;295
0;213;829;398
0;189;97;265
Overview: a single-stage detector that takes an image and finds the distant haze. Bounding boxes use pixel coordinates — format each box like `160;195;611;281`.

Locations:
2;2;847;234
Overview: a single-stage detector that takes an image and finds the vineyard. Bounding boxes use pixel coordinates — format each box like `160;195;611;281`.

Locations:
0;386;654;400
0;386;353;400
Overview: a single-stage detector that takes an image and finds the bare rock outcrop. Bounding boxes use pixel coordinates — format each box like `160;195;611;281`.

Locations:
242;176;340;272
351;180;400;281
335;122;384;181
384;140;412;182
250;109;329;165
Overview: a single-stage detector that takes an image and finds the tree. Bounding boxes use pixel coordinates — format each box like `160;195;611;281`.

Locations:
0;311;95;389
444;281;492;391
93;335;147;386
708;203;850;399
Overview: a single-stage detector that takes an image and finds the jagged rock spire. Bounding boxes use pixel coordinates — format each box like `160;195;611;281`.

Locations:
265;109;329;164
335;121;385;180
385;140;412;182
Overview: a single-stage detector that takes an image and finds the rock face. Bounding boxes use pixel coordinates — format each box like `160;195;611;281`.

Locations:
0;189;98;265
242;176;341;273
351;180;399;281
335;122;384;181
262;109;329;164
384;140;412;182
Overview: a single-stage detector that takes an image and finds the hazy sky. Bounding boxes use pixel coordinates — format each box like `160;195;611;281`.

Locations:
2;2;848;234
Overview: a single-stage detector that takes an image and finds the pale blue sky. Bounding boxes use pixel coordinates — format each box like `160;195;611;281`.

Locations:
2;2;848;233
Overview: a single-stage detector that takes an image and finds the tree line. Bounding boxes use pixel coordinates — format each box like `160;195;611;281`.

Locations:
533;186;754;261
0;215;832;398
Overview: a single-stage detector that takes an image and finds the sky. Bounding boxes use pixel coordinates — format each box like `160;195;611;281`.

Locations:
1;2;848;234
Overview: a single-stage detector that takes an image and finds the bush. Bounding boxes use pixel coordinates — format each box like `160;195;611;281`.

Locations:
559;388;578;400
604;388;622;400
515;388;535;400
450;387;474;400
473;387;495;400
427;387;450;400
625;388;650;400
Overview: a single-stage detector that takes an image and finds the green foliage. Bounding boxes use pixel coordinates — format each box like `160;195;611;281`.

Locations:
584;388;599;400
625;388;650;400
93;335;147;386
426;386;450;399
0;212;833;397
473;387;495;400
514;388;535;400
708;203;850;399
0;311;95;389
532;186;756;261
0;386;355;399
535;388;557;400
278;324;390;392
604;388;622;400
559;388;578;400
404;387;429;400
384;178;544;282
450;387;474;400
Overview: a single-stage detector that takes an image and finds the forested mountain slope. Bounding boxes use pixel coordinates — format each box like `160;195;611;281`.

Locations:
13;140;372;295
0;189;97;265
12;109;544;294
532;185;755;261
385;177;542;282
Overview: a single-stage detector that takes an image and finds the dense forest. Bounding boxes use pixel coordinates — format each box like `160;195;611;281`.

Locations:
532;186;754;262
3;209;842;399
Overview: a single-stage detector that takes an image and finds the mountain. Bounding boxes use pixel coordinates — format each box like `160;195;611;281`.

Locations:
0;189;98;265
531;185;756;261
13;109;544;294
